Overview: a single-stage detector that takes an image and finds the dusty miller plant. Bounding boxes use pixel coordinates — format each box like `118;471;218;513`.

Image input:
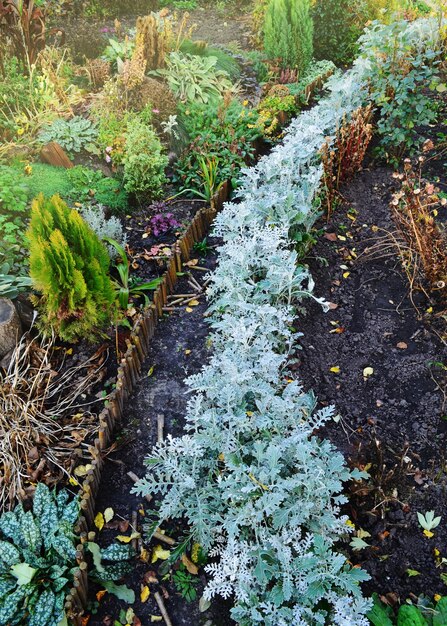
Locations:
133;17;442;626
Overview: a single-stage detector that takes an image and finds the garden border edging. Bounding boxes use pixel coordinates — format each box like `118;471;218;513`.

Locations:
64;181;231;625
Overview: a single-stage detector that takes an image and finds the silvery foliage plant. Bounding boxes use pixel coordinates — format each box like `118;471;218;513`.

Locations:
134;18;440;625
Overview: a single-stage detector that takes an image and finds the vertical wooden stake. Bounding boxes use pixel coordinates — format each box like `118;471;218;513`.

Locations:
157;413;165;443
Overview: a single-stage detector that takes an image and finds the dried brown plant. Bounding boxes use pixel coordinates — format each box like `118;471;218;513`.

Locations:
390;159;447;304
0;333;105;511
320;104;374;219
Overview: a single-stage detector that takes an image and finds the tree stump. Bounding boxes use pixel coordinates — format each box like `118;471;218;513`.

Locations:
40;142;74;168
0;298;22;358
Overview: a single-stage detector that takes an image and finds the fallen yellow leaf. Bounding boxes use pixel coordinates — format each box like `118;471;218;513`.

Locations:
140;585;150;603
104;507;114;523
96;590;107;601
424;529;434;539
363;367;374;378
343;272;350;279
140;548;150;563
151;617;163;623
181;553;199;575
117;532;140;543
188;299;199;306
69;476;79;487
74;464;93;477
185;307;193;313
94;513;105;532
151;545;171;563
330;366;340;374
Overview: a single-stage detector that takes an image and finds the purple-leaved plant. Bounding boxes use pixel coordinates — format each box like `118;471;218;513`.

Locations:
149;203;180;237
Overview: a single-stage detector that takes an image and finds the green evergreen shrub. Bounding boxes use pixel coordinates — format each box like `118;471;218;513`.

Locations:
122;118;168;202
312;0;362;64
263;0;313;72
27;194;115;343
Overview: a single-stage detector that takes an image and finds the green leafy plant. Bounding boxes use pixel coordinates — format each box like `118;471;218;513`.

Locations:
101;37;135;71
368;593;447;625
172;565;199;602
179;156;224;207
152;52;236;104
0;165;30;268
104;238;161;311
174;99;261;193
257;87;298;137
193;237;212;257
0;58;39;141
0;483;79;626
66;166;128;214
27;194;115;343
122;118;168;202
417;510;441;536
86;542;135;602
0;262;32;299
312;0;363;64
360;19;441;161
179;39;241;81
263;0;313;71
38;116;99;158
159;0;198;9
286;59;336;103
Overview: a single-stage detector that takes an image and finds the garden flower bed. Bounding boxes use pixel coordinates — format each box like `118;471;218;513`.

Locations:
1;1;447;626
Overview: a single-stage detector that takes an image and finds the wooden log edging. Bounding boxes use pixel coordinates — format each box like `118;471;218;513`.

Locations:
65;181;230;625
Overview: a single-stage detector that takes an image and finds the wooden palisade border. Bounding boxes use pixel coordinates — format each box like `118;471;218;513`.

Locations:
65;181;230;625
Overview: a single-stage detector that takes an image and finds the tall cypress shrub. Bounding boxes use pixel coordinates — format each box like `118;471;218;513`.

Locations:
264;0;313;72
28;194;115;342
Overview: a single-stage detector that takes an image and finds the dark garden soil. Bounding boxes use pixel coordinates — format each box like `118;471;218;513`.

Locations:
63;6;253;63
87;239;235;626
124;197;207;282
297;165;447;603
